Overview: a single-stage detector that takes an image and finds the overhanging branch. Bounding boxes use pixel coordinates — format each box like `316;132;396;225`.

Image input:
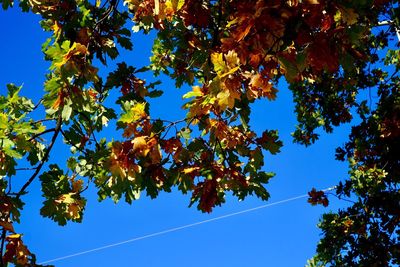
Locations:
17;115;62;197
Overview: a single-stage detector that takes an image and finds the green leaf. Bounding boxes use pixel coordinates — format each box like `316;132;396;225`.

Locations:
1;0;13;10
62;103;73;121
148;90;164;98
183;90;202;99
3;146;23;159
179;127;192;140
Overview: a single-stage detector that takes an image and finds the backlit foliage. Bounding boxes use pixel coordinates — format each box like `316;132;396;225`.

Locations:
0;0;399;266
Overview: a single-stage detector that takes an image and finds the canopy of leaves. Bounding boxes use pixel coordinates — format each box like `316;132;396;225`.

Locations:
0;0;399;266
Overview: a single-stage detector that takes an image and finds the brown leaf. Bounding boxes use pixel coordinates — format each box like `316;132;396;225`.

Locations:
0;220;15;233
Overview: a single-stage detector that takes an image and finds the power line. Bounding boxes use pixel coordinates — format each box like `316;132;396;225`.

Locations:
39;186;335;265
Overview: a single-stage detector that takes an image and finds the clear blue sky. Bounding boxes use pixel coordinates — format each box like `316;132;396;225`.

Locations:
1;7;352;267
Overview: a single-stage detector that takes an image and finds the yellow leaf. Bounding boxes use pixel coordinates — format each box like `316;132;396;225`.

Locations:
217;90;236;109
335;8;358;25
54;42;88;68
248;73;277;100
52;21;62;40
226;18;239;28
132;136;151;156
0;112;8;129
341;8;358;25
55;193;74;204
211;52;226;75
109;157;127;179
130;102;147;121
66;200;84;220
224;50;240;69
154;0;160;15
183;166;200;174
7;234;21;239
167;0;184;12
212;51;241;78
220;66;240;78
120;101;147;123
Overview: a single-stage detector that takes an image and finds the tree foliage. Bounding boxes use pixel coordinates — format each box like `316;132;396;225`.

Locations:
0;0;399;266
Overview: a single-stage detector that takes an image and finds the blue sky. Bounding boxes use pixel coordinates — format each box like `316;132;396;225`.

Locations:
0;7;352;267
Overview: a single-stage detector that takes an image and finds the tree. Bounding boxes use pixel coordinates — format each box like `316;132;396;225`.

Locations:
0;0;398;266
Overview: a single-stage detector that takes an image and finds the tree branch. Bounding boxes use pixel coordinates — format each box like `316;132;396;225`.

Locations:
0;229;6;267
17;115;62;197
14;167;39;171
32;98;43;111
60;129;88;156
29;128;56;141
378;20;400;42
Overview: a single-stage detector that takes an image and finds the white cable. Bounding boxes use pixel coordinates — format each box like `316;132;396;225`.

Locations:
39;186;335;265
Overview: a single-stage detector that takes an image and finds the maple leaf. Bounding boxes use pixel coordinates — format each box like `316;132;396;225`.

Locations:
71;178;84;193
54;193;85;220
119;101;147;124
132;136;150;156
54;42;89;69
335;7;359;25
192;179;220;213
224;50;240;69
3;234;32;266
182;85;203;99
164;0;184;18
211;52;226;75
216;89;239;110
248;73;276;100
211;52;240;78
308;188;329;207
161;137;183;162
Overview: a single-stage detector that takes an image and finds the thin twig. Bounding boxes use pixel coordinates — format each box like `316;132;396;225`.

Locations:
29;128;56;141
14;167;39;171
33;118;56;124
326;192;356;204
60;129;88;156
78;112;99;146
33;98;43;110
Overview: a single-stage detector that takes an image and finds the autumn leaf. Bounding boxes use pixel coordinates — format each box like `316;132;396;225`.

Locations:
119;101;147;124
248;73;276;100
216;89;236;110
132;136;150;156
3;234;32;266
54;42;89;69
1;0;398;265
182;166;200;174
335;7;359;25
0;220;15;233
307;188;329;207
211;51;240;78
182;85;203;99
211;52;226;75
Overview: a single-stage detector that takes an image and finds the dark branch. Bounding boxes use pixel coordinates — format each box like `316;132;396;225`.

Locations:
14;167;39;171
0;229;6;267
17;115;62;197
29;128;56;141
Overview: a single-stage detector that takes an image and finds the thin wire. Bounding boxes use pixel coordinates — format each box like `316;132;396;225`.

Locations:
39;186;336;265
